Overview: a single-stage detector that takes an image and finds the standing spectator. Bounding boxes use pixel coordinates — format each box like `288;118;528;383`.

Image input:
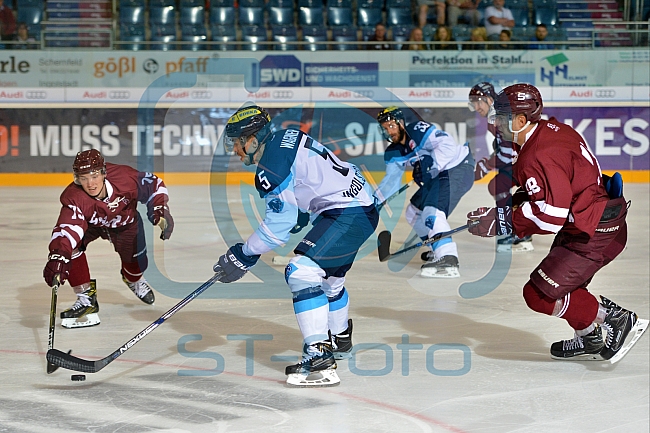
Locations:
13;22;36;49
0;0;16;41
418;0;446;29
466;26;488;49
433;25;457;50
401;27;428;50
446;0;482;27
366;23;392;50
528;23;555;49
484;0;514;41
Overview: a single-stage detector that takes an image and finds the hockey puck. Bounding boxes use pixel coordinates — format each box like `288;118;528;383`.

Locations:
71;374;86;382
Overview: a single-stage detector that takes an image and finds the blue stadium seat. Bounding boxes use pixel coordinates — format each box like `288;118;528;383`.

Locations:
119;6;145;26
360;25;375;41
269;5;295;26
182;33;208;50
241;25;268;51
506;0;527;9
210;6;236;25
149;6;176;25
149;0;175;6
511;8;529;26
386;6;413;27
211;0;234;6
299;0;324;26
332;25;358;50
120;24;146;50
534;7;558;26
357;6;383;27
18;0;43;7
181;6;205;25
301;24;328;50
17;7;43;26
119;0;145;6
451;24;472;41
180;0;205;6
327;0;353;27
211;24;237;50
272;25;299;50
391;24;412;49
239;5;265;26
150;34;177;50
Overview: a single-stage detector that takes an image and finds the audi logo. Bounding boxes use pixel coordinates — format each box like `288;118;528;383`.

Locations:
355;90;374;98
26;91;47;99
272;90;294;99
109;91;131;99
433;90;455;98
143;58;159;74
191;90;212;99
595;90;616;98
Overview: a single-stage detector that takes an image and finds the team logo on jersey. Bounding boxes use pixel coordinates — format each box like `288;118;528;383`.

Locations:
408;139;416;150
106;196;128;212
268;198;284;213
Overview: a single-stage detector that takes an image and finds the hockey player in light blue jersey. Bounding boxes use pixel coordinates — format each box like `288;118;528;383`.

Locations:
213;106;379;387
375;106;474;278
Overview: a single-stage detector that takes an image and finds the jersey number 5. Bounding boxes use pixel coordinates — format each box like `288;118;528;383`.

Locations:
304;140;350;176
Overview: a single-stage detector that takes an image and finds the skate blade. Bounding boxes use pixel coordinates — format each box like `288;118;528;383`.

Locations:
420;268;460;278
551;353;604;361
285;369;340;388
608;318;649;365
497;243;534;253
61;313;100;329
272;256;291;266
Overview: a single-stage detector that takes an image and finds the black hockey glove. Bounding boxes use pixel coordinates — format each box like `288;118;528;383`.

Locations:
43;251;71;286
466;206;513;237
412;155;434;186
290;210;310;234
148;204;174;240
213;243;260;283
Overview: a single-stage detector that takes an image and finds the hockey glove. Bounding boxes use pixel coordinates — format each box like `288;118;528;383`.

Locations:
474;157;493;181
290;210;310;234
149;205;174;240
467;206;513;237
213;243;260;283
43;251;71;286
412;155;434;186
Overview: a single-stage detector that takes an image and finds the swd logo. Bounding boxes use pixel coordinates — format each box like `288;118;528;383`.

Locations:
260;55;301;87
539;53;587;86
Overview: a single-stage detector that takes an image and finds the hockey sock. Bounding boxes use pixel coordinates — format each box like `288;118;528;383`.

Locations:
122;261;144;283
522;282;555;315
292;287;329;345
594;304;608;324
327;287;349;336
524;283;599;330
68;251;91;288
575;323;596;337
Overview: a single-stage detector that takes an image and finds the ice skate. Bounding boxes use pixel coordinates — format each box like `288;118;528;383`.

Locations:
122;274;155;305
330;319;353;359
285;341;340;387
496;234;534;253
550;324;604;361
420;255;460;278
60;280;100;329
599;296;643;362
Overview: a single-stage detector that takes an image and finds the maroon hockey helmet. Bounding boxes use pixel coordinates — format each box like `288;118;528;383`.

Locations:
73;149;106;183
493;83;543;123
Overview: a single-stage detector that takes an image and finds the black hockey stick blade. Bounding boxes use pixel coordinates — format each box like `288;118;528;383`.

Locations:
377;230;392;262
46;271;224;374
378;221;478;262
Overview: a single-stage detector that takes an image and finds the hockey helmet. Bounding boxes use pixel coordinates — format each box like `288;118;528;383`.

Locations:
225;105;273;165
73;149;106;184
377;106;405;143
492;83;543;123
468;82;496;112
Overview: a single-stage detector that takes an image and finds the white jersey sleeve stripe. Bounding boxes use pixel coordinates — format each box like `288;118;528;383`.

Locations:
533;200;569;218
521;201;563;233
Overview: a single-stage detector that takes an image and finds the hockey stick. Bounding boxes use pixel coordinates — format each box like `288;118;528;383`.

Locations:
46;275;61;374
377;221;478;262
376;180;414;212
46;271;224;374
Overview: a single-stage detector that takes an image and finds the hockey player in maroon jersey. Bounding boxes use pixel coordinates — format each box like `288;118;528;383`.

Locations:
466;83;645;362
469;82;533;253
43;149;174;328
